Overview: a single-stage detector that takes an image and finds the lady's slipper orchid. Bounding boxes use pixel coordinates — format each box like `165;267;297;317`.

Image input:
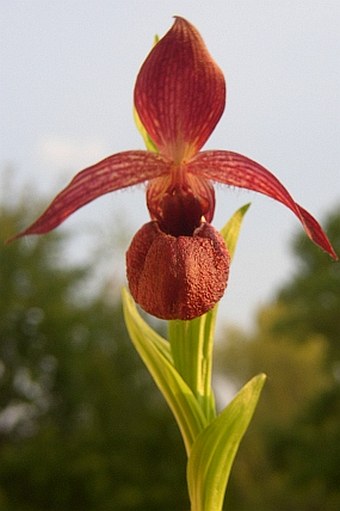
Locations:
11;17;337;320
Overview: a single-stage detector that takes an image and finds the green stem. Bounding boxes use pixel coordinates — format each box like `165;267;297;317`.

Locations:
168;307;218;422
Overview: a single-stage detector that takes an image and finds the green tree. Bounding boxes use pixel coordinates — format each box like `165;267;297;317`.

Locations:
0;194;187;510
217;207;340;511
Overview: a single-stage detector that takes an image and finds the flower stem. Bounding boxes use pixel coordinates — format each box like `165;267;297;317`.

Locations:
168;309;217;422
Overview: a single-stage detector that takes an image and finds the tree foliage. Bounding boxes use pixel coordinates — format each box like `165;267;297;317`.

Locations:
0;197;187;511
2;187;339;510
217;207;340;511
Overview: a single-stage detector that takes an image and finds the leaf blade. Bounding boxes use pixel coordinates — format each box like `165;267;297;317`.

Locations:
122;289;208;454
187;373;266;511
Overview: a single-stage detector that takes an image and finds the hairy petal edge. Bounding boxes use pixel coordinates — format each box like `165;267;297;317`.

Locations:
188;150;337;259
9;151;171;241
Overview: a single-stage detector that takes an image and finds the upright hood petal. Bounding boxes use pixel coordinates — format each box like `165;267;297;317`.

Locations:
134;17;226;163
188;150;338;260
10;150;170;240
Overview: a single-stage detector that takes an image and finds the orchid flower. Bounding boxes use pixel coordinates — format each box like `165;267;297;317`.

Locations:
12;17;337;320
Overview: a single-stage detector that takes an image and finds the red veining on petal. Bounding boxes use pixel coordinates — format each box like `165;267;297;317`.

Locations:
126;221;230;320
134;17;226;162
9;151;170;241
188;150;338;260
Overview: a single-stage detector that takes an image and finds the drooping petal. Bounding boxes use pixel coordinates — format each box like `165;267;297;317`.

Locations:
134;17;226;163
126;221;230;320
10;151;171;240
188;150;338;259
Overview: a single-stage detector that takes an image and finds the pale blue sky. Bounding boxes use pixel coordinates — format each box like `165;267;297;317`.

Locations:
2;1;339;329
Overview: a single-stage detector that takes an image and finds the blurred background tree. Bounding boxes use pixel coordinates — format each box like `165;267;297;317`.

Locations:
1;174;339;510
0;187;187;511
218;207;340;511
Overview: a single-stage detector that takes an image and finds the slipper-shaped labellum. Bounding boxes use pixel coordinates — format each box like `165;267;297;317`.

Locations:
10;17;337;320
126;222;230;320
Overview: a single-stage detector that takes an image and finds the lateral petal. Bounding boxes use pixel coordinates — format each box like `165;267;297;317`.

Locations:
10;151;170;240
188;150;337;259
134;17;226;162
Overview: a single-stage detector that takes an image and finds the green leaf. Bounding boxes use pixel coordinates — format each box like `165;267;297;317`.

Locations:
122;289;208;455
168;204;251;421
221;202;251;260
133;108;158;152
187;373;266;511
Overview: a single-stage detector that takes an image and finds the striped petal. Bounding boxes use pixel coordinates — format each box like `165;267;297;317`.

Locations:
134;17;226;163
188;150;337;259
11;151;170;240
